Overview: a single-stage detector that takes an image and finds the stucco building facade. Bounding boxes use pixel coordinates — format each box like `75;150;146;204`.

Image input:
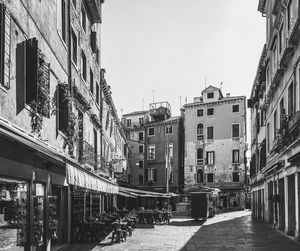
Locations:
183;85;247;209
249;0;300;239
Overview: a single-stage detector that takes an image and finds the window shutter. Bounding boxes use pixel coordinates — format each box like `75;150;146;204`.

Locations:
91;31;96;52
16;41;26;114
39;55;50;117
58;84;69;132
25;38;38;105
154;169;157;182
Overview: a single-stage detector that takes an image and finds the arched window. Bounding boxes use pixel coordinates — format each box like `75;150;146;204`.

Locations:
197;148;204;165
197;169;204;183
197;123;204;140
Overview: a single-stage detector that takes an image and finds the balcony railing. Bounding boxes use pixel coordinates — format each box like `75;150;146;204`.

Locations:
271;62;284;89
288;110;300;134
279;39;295;68
197;159;204;166
79;140;97;169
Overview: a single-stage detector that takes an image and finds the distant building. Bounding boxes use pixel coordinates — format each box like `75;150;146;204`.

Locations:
249;0;300;239
183;85;247;209
122;102;184;197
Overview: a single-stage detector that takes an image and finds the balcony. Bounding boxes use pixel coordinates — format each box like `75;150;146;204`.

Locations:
79;140;97;169
73;83;91;111
288;111;300;134
85;0;103;24
231;163;240;172
197;159;204;166
279;40;295;69
197;134;204;141
271;64;284;89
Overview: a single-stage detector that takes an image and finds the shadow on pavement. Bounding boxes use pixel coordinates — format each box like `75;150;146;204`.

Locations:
179;212;300;251
170;219;205;227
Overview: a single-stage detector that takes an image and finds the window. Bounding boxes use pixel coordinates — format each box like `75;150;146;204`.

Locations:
207;126;214;140
274;110;277;140
207;92;214;99
232;105;239;113
81;4;86;32
57;0;67;42
279;25;283;54
165;143;173;159
233;173;239;182
207;173;214;182
207;108;214;116
0;3;10;89
197;148;203;165
138;175;143;185
138;145;144;154
105;111;109;130
267;123;270;152
232;150;239;163
148;127;155;136
139;117;144;125
127;119;131;127
197;109;203;117
71;28;77;64
147;168;157;182
96;82;99;105
93;128;97;168
288;82;296;116
232;124;239;138
206;151;215;165
58;84;69;132
138;132;144;141
165;125;173;134
197;169;204;183
90;69;94;94
288;0;293;31
81;50;87;81
197;123;204;140
148;145;155;160
138;160;143;169
72;0;76;7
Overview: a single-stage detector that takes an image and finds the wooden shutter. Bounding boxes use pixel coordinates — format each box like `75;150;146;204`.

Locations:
144;168;148;183
0;3;10;89
16;41;25;114
25;38;38;105
91;31;96;52
58;84;69;132
153;169;157;182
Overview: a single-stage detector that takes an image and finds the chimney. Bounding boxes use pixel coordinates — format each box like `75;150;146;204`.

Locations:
193;97;201;103
226;93;230;97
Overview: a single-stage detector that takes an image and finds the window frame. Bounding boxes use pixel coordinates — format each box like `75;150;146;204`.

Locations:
138;160;143;169
232;104;239;113
165;143;174;159
148;127;155;137
197;109;203;117
232;172;239;182
207;173;214;182
71;27;77;65
165;125;173;135
138;131;144;141
232;124;240;138
81;3;87;33
207;108;214;116
206;151;215;165
232;150;240;164
148;144;155;160
138;145;144;154
81;49;87;82
207;126;214;140
207;92;214;99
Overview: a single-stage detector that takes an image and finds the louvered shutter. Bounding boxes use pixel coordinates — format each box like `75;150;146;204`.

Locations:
58;84;69;132
91;31;96;52
16;41;25;114
25;38;38;105
145;168;148;183
153;169;157;182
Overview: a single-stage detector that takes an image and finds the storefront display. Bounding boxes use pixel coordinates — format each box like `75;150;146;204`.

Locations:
0;177;28;251
48;196;58;240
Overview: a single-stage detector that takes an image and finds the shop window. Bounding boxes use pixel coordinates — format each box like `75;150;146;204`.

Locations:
138;145;144;153
138;131;144;141
207;108;214;115
148;127;155;136
197;169;204;183
0;178;28;249
232;124;239;138
207;126;214;140
148;145;155;160
233;172;239;182
232;104;239;112
197;109;203;117
207;173;214;182
0;3;10;90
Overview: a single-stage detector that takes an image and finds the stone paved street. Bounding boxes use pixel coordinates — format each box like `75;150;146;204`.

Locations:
64;210;300;251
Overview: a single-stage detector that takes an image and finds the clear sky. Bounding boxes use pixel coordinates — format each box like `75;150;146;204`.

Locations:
101;0;266;117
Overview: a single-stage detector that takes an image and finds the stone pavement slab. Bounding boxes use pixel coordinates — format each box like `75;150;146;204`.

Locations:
63;210;300;251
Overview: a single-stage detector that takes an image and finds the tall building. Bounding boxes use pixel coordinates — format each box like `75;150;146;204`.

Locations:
0;0;125;250
122;102;184;198
183;85;247;209
249;0;300;239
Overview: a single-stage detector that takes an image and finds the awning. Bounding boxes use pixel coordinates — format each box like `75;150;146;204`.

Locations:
119;186;170;198
66;163;119;194
118;191;137;198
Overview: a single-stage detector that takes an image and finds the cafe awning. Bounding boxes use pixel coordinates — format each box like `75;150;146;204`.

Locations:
66;163;119;194
119;186;170;198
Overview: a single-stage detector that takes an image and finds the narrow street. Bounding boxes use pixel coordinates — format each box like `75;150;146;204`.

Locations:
64;210;300;251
